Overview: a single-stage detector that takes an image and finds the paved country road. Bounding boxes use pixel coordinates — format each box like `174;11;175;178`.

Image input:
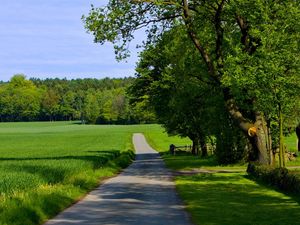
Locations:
44;133;192;225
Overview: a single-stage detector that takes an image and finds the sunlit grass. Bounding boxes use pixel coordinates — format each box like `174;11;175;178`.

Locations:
2;122;299;225
142;125;191;152
176;172;300;225
144;131;300;225
285;133;298;152
0;122;160;225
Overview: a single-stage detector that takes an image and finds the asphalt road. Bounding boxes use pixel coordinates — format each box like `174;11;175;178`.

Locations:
44;133;192;225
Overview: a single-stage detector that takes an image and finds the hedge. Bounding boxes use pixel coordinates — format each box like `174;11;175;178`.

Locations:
247;163;300;194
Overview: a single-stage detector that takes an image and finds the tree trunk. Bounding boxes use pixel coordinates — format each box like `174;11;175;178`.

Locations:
296;125;300;152
225;96;271;164
199;132;208;157
192;139;199;155
267;121;276;167
183;0;271;164
253;113;271;165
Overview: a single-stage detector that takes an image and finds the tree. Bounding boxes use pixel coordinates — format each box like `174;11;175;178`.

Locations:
60;91;76;121
83;89;101;124
41;88;60;121
128;28;213;156
129;27;248;162
84;0;300;164
0;75;41;121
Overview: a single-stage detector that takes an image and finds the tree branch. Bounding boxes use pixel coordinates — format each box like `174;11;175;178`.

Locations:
182;0;219;84
131;0;182;8
136;14;181;29
223;88;254;133
236;15;261;54
215;0;226;66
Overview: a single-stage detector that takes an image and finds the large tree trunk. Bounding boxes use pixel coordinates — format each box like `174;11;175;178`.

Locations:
225;97;271;164
253;113;271;164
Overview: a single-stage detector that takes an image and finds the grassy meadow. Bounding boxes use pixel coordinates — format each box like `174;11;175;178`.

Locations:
144;130;300;225
0;122;188;225
0;121;134;225
285;132;298;152
1;121;300;225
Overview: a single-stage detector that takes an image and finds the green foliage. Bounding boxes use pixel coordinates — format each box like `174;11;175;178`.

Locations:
84;0;300;164
0;76;150;124
130;26;249;161
129;27;221;156
247;163;300;194
0;75;41;121
215;114;249;164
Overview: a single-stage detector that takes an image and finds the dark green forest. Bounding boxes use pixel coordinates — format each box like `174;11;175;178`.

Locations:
0;74;155;124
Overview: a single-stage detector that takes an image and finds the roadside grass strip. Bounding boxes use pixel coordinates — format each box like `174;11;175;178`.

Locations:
176;172;300;225
143;131;300;225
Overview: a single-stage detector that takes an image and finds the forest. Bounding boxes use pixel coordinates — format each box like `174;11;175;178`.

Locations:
0;75;155;124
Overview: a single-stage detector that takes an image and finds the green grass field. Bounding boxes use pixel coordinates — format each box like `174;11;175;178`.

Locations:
0;122;134;224
0;122;188;225
285;133;298;152
1;122;300;225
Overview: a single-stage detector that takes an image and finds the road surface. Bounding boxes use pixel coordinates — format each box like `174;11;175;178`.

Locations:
45;133;192;225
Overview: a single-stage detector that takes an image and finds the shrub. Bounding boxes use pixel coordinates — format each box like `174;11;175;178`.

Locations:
247;163;300;194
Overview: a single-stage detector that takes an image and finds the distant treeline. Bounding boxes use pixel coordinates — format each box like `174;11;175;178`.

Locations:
0;74;156;124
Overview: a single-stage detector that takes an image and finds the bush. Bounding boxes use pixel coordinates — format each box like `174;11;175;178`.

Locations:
247;163;300;194
215;119;247;164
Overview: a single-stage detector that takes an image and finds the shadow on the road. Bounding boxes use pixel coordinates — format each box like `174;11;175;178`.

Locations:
47;176;189;225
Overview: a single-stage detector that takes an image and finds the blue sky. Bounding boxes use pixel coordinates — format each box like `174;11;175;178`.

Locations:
0;0;144;81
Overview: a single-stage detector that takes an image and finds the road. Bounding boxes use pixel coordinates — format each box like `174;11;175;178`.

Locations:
44;133;192;225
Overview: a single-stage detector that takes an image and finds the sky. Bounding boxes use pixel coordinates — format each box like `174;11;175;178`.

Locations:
0;0;145;81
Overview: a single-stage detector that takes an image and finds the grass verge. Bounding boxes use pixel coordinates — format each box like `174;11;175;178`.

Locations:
176;172;300;225
143;131;300;225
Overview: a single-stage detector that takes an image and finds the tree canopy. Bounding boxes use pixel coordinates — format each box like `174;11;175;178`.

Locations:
0;75;154;124
84;0;300;165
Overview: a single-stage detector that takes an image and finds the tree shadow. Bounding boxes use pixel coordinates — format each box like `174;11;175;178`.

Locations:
160;154;219;170
0;150;122;184
244;174;300;205
177;173;300;225
43;166;191;225
0;150;120;166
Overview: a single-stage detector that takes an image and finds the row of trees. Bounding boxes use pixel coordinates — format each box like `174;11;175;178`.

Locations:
84;0;300;165
0;75;155;124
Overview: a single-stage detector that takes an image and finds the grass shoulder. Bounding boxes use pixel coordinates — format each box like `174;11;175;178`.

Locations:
143;130;300;225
